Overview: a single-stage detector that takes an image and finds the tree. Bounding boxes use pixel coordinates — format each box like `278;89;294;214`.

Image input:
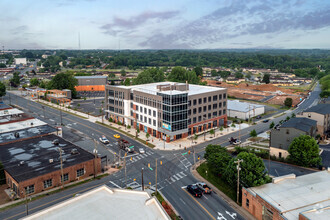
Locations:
209;129;215;137
146;132;150;140
47;72;78;98
204;145;231;174
30;78;39;87
108;72;115;78
168;66;186;82
120;69;126;76
250;129;257;137
262;74;270;84
124;78;131;86
194;66;203;77
10;72;20;86
245;72;252;80
291;113;296;118
269;121;275;129
225;152;270;187
235;72;244;79
284;98;293;107
0;81;6;97
219;126;224;134
287;135;322;167
0;63;6;68
132;68;164;85
286;116;290;121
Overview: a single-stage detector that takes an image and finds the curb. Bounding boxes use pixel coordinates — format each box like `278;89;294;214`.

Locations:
157;190;181;218
190;160;255;220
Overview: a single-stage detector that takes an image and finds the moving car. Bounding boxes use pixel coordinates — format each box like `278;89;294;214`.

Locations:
256;115;262;119
113;134;120;139
262;119;270;123
228;137;241;145
196;182;212;194
186;184;203;198
139;148;145;154
99;135;109;144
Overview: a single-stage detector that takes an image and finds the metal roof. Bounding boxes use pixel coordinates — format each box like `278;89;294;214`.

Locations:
304;104;330;115
227;100;264;113
280;117;317;133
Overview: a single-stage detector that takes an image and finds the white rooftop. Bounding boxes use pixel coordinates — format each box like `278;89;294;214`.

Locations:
23;185;170;220
0;108;23;116
115;82;225;96
248;171;330;220
227;100;264;112
0;119;47;133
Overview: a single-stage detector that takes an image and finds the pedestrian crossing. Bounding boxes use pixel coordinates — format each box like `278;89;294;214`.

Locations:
126;151;155;164
165;171;187;184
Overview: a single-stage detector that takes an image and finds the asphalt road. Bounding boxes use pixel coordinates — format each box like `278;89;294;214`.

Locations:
0;83;321;220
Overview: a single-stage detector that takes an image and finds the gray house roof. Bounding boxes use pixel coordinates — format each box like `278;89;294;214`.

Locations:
304;104;330;115
280;117;317;133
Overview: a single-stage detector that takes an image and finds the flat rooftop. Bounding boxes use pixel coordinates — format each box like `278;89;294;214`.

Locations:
0;124;57;145
0;102;11;110
113;82;226;96
247;171;330;220
227;100;264;112
23;185;170;220
0;134;95;183
75;76;107;79
0;118;46;133
0;108;23;116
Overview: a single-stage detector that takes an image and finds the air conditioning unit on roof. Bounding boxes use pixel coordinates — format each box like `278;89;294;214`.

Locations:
49;159;53;163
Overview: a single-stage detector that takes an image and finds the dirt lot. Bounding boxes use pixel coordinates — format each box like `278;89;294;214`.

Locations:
0;184;11;205
206;80;306;106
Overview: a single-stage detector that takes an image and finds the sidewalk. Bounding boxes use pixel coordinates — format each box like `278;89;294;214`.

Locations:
190;160;255;220
10;91;250;151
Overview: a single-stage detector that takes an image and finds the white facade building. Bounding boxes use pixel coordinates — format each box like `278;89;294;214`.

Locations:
14;58;27;65
227;100;265;120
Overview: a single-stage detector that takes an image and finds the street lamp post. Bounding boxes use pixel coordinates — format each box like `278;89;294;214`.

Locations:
141;168;144;191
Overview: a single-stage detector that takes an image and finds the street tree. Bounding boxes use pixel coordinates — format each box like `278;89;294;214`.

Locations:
288;135;322;167
204;145;231;175
146;132;150;140
209;129;215;137
30;78;39;87
269;121;275;129
219;126;224;134
108;72;115;78
225;152;271;187
250;129;257;137
291;112;296;118
47;72;78;98
0;81;6;97
262;74;270;84
284;98;293;107
286;116;290;121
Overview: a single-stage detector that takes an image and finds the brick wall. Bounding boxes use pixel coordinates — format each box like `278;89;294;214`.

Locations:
5;158;101;198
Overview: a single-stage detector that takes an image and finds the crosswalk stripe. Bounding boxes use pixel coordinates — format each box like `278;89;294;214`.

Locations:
146;152;152;155
136;156;141;160
170;177;176;182
176;173;183;178
173;175;180;181
180;171;187;177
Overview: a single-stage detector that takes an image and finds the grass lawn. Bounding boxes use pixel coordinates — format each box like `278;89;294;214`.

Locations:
196;162;236;202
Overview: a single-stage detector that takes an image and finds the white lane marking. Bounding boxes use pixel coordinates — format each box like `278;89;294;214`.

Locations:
173;174;180;181
180;171;187;177
49;119;54;122
109;181;121;188
203;194;209;200
179;198;186;205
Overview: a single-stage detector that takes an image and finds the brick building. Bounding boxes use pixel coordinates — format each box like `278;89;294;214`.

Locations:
1;134;100;198
105;82;227;142
242;171;330;220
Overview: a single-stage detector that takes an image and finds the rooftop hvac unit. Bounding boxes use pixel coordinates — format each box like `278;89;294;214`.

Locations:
49;159;53;163
19;161;24;166
71;148;78;155
62;158;66;162
14;132;20;138
52;139;59;145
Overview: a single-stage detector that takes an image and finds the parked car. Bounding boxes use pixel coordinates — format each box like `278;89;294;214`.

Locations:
99;135;109;144
186;184;203;197
196;182;212;194
139;148;145;154
262;119;270;123
229;137;241;145
256;115;262;119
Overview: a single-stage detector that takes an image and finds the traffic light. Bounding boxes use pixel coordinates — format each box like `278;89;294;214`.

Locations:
134;178;136;181
130;157;133;161
148;163;150;168
188;150;191;154
160;161;162;165
198;156;200;160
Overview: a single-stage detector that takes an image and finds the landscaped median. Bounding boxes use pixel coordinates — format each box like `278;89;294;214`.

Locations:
95;121;156;148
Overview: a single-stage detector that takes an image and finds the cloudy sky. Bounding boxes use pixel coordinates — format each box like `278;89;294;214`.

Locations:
1;0;330;49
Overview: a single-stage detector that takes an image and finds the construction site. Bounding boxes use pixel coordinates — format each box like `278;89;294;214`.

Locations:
206;80;309;107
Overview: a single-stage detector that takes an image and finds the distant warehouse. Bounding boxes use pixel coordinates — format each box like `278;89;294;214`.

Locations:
227;100;265;120
74;76;107;92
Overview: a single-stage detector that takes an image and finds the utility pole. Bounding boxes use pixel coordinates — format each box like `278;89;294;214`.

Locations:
141;167;144;191
234;159;243;204
59;147;64;189
60;105;63;125
191;136;196;164
238;120;241;142
124;152;127;188
42;106;45;118
9;93;11;105
93;139;98;178
22;191;29;216
155;158;158;194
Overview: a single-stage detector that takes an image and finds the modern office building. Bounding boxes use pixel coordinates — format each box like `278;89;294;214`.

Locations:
105;82;227;142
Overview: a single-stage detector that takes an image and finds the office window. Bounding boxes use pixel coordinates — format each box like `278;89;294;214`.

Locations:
203;97;207;103
246;199;249;208
223;109;226;114
140;106;143;112
193;99;197;105
140;115;143;121
144;116;147;122
198;116;202;122
223;94;227;99
208;113;211;119
153;120;156;126
219;94;222;100
130;111;133;116
148;109;151;115
213;103;217;109
43;179;53;189
193;108;197;114
188;118;191;125
198;98;202;104
219;110;222;116
61;173;69;182
188;109;191;115
219;102;222;108
213;111;217;117
223;101;226;107
130;102;133;108
77;168;84;177
198;107;202;113
148;118;151;124
203;106;206;111
203;114;206;119
208;96;211;102
193;117;196;123
213;95;217;101
153;110;156;117
188;100;191;106
208;105;211;110
144;108;147;114
25;185;35;195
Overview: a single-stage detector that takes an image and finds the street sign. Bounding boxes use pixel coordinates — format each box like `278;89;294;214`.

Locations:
182;152;188;156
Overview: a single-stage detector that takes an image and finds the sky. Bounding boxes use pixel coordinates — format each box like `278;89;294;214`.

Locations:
1;0;330;50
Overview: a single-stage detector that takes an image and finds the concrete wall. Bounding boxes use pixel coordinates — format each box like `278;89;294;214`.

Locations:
76;77;107;86
270;147;290;158
297;112;328;136
270;127;311;151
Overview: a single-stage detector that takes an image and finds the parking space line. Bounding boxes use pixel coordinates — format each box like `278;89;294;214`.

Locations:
181;188;216;220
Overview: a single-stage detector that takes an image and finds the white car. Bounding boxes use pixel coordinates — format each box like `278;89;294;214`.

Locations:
139;148;145;154
99;135;109;144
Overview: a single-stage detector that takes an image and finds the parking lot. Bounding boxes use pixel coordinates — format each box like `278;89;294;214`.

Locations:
71;97;105;116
